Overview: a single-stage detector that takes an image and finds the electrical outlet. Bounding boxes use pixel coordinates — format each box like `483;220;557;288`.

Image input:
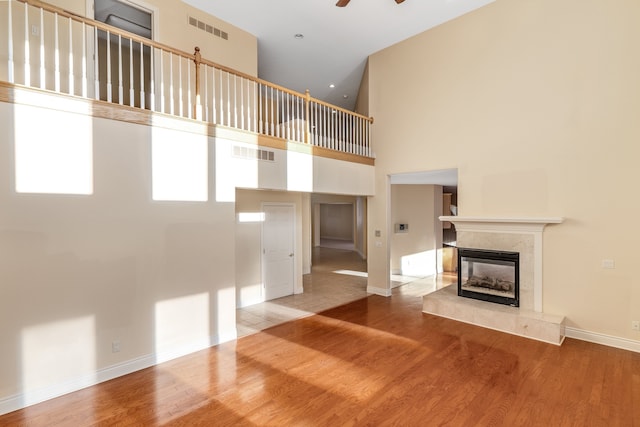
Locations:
31;25;40;37
632;321;640;331
112;340;121;353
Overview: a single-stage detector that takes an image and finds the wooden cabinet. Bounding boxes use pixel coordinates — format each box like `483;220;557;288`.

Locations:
442;245;458;272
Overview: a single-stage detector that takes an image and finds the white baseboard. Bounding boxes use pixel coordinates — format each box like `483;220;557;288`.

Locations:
367;286;391;297
0;330;238;416
565;327;640;353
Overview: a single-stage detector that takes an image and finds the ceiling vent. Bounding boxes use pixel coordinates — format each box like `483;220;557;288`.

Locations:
188;16;228;40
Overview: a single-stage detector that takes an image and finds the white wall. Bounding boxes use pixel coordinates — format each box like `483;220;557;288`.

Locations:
215;139;375;201
235;189;306;308
320;204;354;241
390;185;440;277
367;0;640;342
0;86;372;412
0;98;236;412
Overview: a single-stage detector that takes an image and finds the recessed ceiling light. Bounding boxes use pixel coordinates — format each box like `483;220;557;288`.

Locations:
294;33;304;39
329;84;335;88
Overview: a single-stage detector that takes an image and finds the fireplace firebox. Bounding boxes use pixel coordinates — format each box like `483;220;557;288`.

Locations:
458;248;519;307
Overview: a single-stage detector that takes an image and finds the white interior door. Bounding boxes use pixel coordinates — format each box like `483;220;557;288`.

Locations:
263;204;295;301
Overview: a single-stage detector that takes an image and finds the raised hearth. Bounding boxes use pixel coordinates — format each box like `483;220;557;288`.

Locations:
424;216;565;345
424;285;565;345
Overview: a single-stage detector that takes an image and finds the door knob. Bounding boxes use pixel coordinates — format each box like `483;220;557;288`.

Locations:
289;253;294;257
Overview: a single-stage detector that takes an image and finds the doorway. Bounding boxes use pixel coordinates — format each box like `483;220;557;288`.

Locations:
262;203;295;301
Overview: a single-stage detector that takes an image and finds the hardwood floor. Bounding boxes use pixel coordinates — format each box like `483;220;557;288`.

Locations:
1;251;638;426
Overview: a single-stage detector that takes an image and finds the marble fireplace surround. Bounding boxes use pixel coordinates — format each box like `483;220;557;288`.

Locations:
423;216;566;345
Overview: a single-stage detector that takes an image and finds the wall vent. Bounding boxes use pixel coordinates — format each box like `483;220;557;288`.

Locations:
188;16;228;40
233;145;275;162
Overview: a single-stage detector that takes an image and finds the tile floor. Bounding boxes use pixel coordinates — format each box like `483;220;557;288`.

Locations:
236;246;456;338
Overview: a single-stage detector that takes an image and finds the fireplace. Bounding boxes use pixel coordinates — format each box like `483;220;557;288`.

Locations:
458;248;519;307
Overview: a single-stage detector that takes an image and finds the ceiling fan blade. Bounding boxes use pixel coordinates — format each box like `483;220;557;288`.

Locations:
395;0;406;3
336;0;350;6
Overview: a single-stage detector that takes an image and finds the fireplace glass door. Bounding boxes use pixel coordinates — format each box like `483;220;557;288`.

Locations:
458;248;519;307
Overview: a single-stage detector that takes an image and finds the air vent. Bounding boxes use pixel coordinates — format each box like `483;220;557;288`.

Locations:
188;16;228;40
233;145;275;162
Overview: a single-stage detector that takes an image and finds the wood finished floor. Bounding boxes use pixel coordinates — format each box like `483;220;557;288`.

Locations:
1;250;638;426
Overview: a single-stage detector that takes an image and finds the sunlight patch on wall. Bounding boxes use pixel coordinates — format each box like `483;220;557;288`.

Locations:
238;212;265;223
286;150;313;192
14;104;93;195
401;249;437;277
154;293;210;363
152;128;208;202
21;316;96;406
216;287;237;343
239;283;265;307
215;141;259;203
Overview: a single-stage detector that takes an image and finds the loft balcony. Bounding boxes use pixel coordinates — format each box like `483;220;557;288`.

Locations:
0;0;374;164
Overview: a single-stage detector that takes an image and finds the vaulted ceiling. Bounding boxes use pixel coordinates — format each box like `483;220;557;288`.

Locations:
183;0;495;110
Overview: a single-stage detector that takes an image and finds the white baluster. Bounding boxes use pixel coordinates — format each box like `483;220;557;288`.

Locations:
178;56;183;117
204;64;208;122
94;27;99;100
211;66;217;123
161;50;166;114
68;17;74;95
270;86;274;136
7;0;14;83
81;22;87;98
149;47;155;111
106;30;112;102
39;8;44;89
139;41;144;109
226;71;231;127
233;75;237;128
341;112;344;152
187;59;191;119
240;78;245;130
297;97;301;142
129;38;134;107
275;90;280;138
169;52;174;115
258;83;263;134
219;70;223;124
24;2;29;86
252;81;258;133
118;34;123;104
54;13;59;92
356;117;360;155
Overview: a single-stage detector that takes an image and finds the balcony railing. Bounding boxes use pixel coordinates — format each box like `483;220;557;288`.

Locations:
1;0;374;158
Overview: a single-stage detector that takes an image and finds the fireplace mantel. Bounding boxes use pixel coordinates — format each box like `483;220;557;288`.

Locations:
439;216;564;233
439;215;563;312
